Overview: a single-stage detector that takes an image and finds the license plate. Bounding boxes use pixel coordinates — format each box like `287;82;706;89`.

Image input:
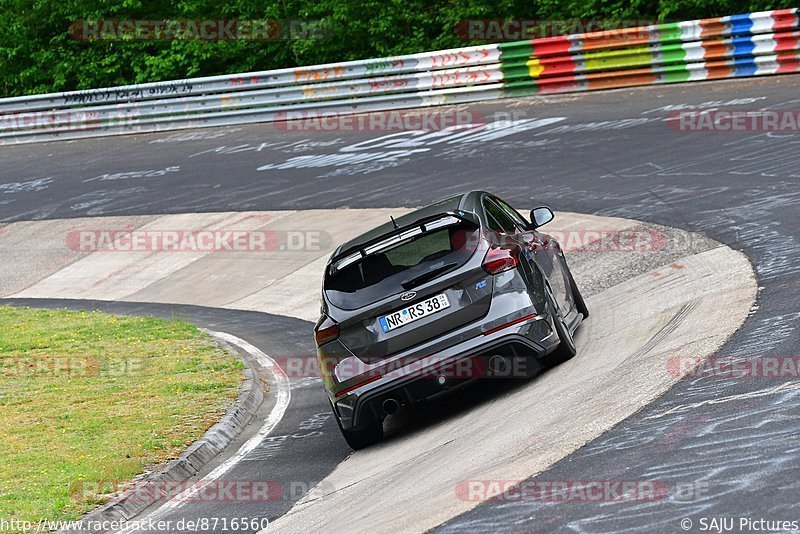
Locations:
379;294;450;332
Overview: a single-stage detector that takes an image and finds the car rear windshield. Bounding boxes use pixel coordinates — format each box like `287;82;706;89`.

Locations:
324;220;480;310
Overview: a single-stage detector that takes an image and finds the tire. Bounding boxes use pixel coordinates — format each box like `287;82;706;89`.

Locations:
543;284;577;366
333;406;383;450
565;262;589;319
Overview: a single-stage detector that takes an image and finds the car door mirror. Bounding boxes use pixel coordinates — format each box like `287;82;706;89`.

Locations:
530;207;554;228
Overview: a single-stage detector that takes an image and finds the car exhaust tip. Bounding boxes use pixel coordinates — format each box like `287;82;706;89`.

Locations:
382;398;400;416
489;354;509;375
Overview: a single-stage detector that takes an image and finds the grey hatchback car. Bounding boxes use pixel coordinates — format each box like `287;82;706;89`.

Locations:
314;191;588;449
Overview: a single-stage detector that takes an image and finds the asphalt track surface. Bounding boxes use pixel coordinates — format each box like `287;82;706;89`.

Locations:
2;74;800;532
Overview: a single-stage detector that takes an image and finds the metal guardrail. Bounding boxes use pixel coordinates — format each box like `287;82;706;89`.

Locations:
1;9;798;144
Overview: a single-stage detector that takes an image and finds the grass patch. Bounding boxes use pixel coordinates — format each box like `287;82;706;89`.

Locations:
0;306;243;523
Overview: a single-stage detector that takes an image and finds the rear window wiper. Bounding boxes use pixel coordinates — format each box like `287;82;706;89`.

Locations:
401;262;458;290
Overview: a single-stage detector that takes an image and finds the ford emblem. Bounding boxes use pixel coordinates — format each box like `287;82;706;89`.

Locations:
400;291;417;301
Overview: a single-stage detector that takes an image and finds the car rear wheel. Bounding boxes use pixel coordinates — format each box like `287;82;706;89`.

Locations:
543;285;577;366
567;268;589;319
333;408;384;450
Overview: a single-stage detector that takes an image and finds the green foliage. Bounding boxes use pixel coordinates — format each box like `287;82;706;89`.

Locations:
0;0;795;97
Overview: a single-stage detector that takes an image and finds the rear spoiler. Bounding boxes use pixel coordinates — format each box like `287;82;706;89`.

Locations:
328;210;480;274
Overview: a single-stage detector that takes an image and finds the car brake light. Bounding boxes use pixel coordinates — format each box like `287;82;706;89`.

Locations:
482;313;538;335
334;374;382;398
314;315;340;346
482;246;519;274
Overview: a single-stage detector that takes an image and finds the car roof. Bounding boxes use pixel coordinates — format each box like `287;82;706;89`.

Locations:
331;190;488;260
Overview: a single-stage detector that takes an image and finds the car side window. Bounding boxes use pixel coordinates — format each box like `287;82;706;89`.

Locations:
483;198;518;234
493;198;531;230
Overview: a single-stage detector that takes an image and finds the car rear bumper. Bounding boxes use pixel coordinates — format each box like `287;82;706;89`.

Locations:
333;315;559;430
